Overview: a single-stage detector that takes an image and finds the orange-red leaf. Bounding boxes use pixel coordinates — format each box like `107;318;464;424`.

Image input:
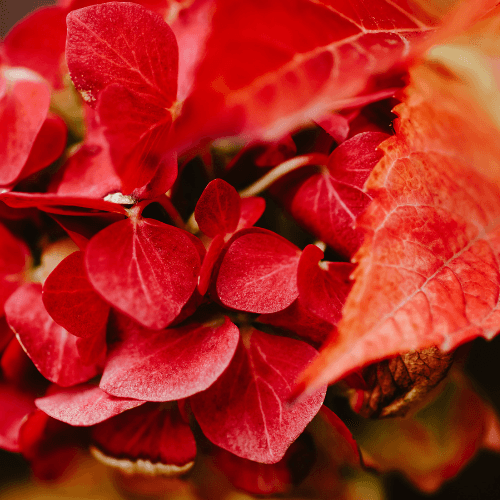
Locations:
298;67;500;394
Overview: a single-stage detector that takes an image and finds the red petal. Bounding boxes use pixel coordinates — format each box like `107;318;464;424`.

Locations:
216;229;301;313
197;234;226;296
0;70;51;186
100;316;239;401
0;221;30;314
4;7;68;89
297;244;354;325
5;284;100;386
91;403;196;475
36;385;145;426
96;83;173;193
195;179;241;237
279;132;388;258
86;218;200;330
236;197;266;231
19;409;84;480
66;2;177;107
191;328;326;463
21;113;67;180
0;382;36;452
76;331;107;366
173;0;434;149
43;251;110;339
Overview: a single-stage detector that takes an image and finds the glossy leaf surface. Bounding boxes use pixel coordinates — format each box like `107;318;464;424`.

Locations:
191;328;326;463
85;217;200;330
100;316;239;401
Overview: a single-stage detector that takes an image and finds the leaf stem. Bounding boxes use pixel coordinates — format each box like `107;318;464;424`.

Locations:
238;153;328;198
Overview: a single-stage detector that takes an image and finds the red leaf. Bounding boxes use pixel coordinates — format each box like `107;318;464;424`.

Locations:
0;222;30;315
0;69;51;187
91;402;196;475
297;75;500;394
100;316;239;401
20;113;68;181
216;228;301;313
195;179;241;237
96;83;173;193
0;382;36;452
197;234;226;296
5;284;100;386
86;217;200;330
4;7;68;89
0;191;128;215
297;245;354;325
19;409;84;480
66;2;177;107
76;331;107;366
278;132;389;258
258;299;335;348
173;0;435;149
43;251;110;339
66;2;178;191
35;385;145;426
236;197;266;231
191;328;326;463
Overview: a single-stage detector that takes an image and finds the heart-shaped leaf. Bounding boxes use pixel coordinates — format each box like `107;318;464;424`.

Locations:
100;316;239;401
191;328;326;463
36;385;145;426
85;217;201;330
216;229;301;313
43;251;110;339
5;284;100;387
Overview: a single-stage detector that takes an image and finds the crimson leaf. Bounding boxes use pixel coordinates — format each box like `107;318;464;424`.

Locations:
191;328;326;463
85;217;201;330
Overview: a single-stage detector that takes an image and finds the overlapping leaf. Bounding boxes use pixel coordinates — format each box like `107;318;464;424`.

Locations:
173;0;436;149
43;251;110;339
91;402;196;475
297;244;354;325
191;328;326;463
216;228;301;313
5;284;100;386
35;385;145;426
100;316;239;401
298;69;500;394
0;222;29;315
0;69;51;187
85;217;200;330
277;132;389;258
66;2;178;191
195;179;241;237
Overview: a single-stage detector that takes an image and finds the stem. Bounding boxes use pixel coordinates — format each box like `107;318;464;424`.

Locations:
238;153;328;198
